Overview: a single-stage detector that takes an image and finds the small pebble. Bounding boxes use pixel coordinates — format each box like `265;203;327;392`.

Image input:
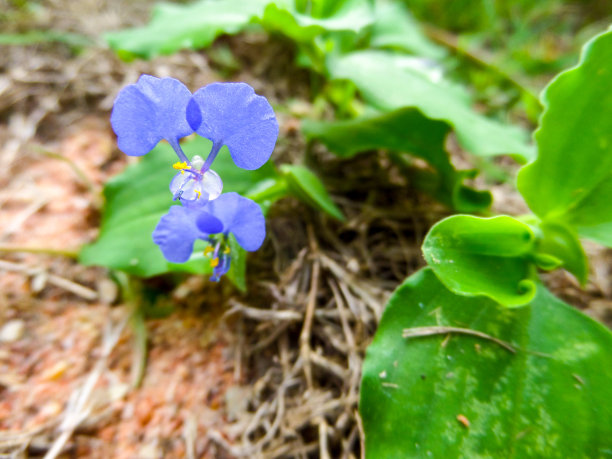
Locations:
0;319;25;342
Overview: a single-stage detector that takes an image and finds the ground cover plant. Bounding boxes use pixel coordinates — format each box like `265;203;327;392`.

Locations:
1;0;611;457
361;30;612;458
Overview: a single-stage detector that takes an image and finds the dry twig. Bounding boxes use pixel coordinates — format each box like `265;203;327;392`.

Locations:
402;326;517;353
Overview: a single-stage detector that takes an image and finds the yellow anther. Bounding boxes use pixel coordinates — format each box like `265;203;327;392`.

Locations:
204;246;214;256
180;170;185;175
172;161;191;170
223;246;231;254
195;190;201;199
210;257;220;268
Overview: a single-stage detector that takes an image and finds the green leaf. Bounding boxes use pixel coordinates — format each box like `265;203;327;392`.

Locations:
79;136;277;283
280;164;344;221
226;234;246;291
260;0;372;43
361;268;612;458
326;50;535;162
301;107;491;212
104;0;268;60
518;30;612;246
369;2;446;60
302;108;446;160
533;220;588;286
423;215;537;307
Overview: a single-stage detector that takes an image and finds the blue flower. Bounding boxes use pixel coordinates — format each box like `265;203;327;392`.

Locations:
111;76;278;207
152;193;266;281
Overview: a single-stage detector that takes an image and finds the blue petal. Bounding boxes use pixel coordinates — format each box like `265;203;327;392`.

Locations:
197;212;224;234
186;97;202;131
190;83;279;170
152;206;203;263
111;75;194;156
196;192;265;251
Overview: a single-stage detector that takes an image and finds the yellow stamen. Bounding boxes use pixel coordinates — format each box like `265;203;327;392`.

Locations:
195;190;201;199
204;246;214;256
180;170;185;175
210;257;220;268
172;161;191;170
223;246;231;254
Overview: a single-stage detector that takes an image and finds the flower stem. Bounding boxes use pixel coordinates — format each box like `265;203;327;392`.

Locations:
201;141;222;172
168;139;190;165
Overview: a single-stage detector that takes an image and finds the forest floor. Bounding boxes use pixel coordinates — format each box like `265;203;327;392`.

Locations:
1;1;611;458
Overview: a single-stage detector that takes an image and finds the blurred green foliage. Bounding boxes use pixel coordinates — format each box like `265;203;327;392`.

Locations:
407;0;610;120
408;0;610;74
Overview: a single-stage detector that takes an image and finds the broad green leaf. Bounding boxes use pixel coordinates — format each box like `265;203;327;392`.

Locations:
518;29;612;246
105;0;268;60
370;1;446;60
423;215;537;306
327;50;535;162
280;164;344;221
361;268;612;458
302;108;448;160
79;136;277;282
301;107;491;212
260;0;373;43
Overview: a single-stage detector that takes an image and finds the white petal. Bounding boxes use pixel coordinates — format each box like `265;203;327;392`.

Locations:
201;169;223;201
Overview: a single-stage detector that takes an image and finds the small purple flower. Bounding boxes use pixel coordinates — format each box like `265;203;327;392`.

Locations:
111;76;278;208
152;193;266;281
